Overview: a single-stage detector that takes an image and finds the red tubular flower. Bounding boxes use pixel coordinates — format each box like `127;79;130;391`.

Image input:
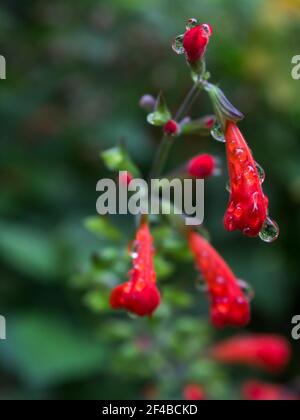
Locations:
242;381;299;401
210;335;291;372
188;231;250;328
183;384;206;401
163;119;180;136
224;122;268;237
183;23;213;63
188;154;216;178
110;222;160;316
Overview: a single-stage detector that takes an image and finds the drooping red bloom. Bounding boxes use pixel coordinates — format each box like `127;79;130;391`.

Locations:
183;23;213;63
119;171;133;186
183;384;206;401
188;231;250;328
110;222;160;316
242;381;299;401
188;154;216;178
163;119;180;136
224;122;268;237
210;335;291;373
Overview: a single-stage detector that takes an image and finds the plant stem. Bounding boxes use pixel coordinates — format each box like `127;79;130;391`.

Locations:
149;81;201;179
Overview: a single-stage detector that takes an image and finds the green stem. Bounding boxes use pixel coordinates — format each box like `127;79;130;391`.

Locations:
149;81;201;180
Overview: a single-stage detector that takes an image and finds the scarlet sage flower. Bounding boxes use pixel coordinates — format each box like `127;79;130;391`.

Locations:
188;231;250;328
183;23;213;63
183;384;206;401
188;154;216;179
242;381;299;401
224;122;268;237
110;222;160;316
210;335;291;372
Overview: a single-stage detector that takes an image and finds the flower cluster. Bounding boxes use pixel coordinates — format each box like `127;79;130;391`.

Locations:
105;18;279;330
110;222;161;317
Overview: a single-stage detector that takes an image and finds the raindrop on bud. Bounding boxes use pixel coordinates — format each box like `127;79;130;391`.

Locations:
172;34;185;55
238;279;255;301
186;18;198;30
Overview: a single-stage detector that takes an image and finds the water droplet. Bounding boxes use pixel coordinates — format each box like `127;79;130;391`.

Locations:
127;312;138;320
226;181;231;193
259;217;280;243
255;161;266;184
172;34;185;55
234;148;247;162
210;123;225;143
238;279;255;301
131;252;138;259
186;18;198;30
195;276;208;293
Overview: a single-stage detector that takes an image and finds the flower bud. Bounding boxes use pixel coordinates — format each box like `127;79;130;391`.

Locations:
183;23;213;63
163;119;180;136
188;154;216;178
139;94;156;112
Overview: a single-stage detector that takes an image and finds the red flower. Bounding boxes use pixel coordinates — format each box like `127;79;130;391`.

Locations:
242;381;298;401
210;335;291;372
224;122;268;237
110;222;160;316
183;384;206;401
163;119;180;136
188;231;250;328
183;24;213;63
188;154;216;178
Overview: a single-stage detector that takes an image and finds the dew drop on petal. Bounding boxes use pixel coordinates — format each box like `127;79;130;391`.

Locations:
255;161;266;184
172;34;185;55
195;276;208;293
238;279;255;301
259;217;280;243
211;123;226;143
127;312;138;320
186;18;198;30
226;180;231;193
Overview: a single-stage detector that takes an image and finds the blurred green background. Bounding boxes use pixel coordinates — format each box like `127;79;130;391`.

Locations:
0;0;300;400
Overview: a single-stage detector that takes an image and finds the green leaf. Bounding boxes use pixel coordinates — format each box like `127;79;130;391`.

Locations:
0;314;106;386
84;216;121;241
101;146;140;176
0;222;59;281
147;93;171;126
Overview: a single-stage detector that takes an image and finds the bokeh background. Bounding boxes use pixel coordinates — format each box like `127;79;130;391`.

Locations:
0;0;300;400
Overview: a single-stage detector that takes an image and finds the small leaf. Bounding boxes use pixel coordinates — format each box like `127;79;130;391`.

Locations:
147;93;171;126
84;216;121;241
101;146;140;177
